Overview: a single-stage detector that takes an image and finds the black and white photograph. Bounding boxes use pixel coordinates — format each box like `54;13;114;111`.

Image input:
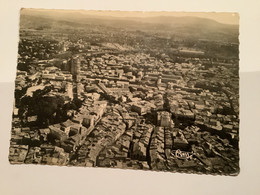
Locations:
9;8;240;176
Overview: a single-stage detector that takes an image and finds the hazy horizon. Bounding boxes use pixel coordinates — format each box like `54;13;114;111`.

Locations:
21;8;239;25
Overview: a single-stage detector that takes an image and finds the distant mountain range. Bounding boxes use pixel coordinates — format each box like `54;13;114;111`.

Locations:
20;9;239;43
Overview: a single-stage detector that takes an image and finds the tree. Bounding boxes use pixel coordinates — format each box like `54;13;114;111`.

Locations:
34;96;65;127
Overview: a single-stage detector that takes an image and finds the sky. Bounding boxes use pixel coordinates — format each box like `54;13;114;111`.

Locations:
22;8;239;25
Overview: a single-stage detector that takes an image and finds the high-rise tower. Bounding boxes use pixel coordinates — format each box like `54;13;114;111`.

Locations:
71;56;80;76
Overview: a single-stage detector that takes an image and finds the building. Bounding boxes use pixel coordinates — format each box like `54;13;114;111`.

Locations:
131;101;154;115
157;111;172;127
83;116;95;128
157;76;162;86
65;83;73;100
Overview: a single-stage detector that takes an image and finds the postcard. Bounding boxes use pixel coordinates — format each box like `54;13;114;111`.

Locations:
9;8;239;176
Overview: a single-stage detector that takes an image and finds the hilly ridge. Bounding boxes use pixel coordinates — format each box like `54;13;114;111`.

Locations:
20;9;239;43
